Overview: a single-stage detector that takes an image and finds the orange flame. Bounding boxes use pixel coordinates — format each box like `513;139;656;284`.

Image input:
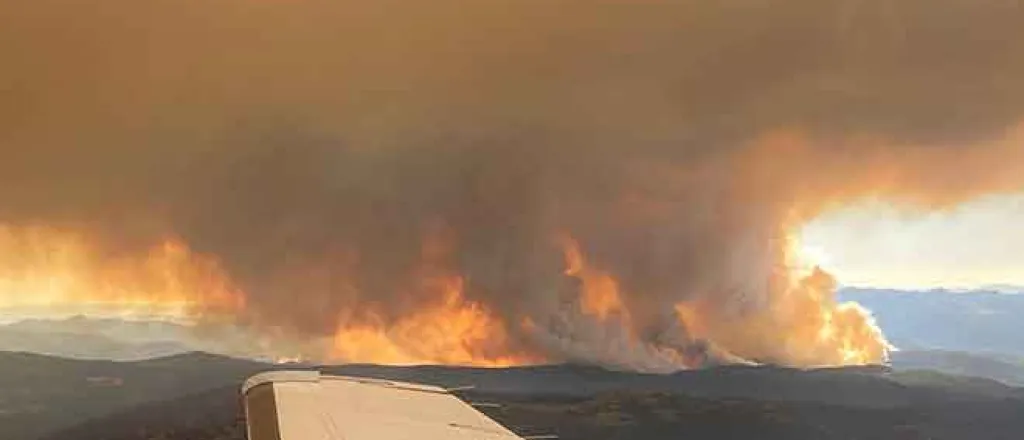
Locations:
559;231;888;368
560;235;629;323
559;235;714;369
0;224;886;369
0;225;244;319
668;239;890;368
330;275;538;367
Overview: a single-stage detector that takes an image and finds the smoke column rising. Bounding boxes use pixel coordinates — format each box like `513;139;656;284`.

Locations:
2;0;1024;369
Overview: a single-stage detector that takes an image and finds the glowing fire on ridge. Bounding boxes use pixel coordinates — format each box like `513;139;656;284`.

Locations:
329;275;538;367
0;224;888;369
560;235;630;323
0;225;244;319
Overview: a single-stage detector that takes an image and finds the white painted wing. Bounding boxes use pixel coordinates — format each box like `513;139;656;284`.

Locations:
242;371;524;440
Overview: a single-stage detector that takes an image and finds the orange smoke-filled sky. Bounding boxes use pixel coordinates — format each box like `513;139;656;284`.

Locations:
2;0;1024;369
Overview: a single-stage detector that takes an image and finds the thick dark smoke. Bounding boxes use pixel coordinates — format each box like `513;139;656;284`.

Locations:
2;0;1024;369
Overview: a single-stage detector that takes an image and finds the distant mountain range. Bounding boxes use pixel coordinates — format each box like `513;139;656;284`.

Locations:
0;316;282;362
0;317;195;361
839;287;1024;357
890;350;1024;386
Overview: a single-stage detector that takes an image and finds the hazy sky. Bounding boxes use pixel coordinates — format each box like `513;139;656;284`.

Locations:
799;193;1024;289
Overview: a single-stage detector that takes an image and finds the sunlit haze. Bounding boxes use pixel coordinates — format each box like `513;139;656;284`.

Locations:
798;193;1024;289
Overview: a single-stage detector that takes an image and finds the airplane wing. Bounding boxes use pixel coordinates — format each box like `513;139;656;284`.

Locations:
242;370;526;440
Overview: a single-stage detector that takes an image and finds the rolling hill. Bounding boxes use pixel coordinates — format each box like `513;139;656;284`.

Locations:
890;350;1024;386
0;352;267;440
1;352;1023;440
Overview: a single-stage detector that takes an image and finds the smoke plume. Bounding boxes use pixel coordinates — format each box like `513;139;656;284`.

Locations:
2;0;1024;370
